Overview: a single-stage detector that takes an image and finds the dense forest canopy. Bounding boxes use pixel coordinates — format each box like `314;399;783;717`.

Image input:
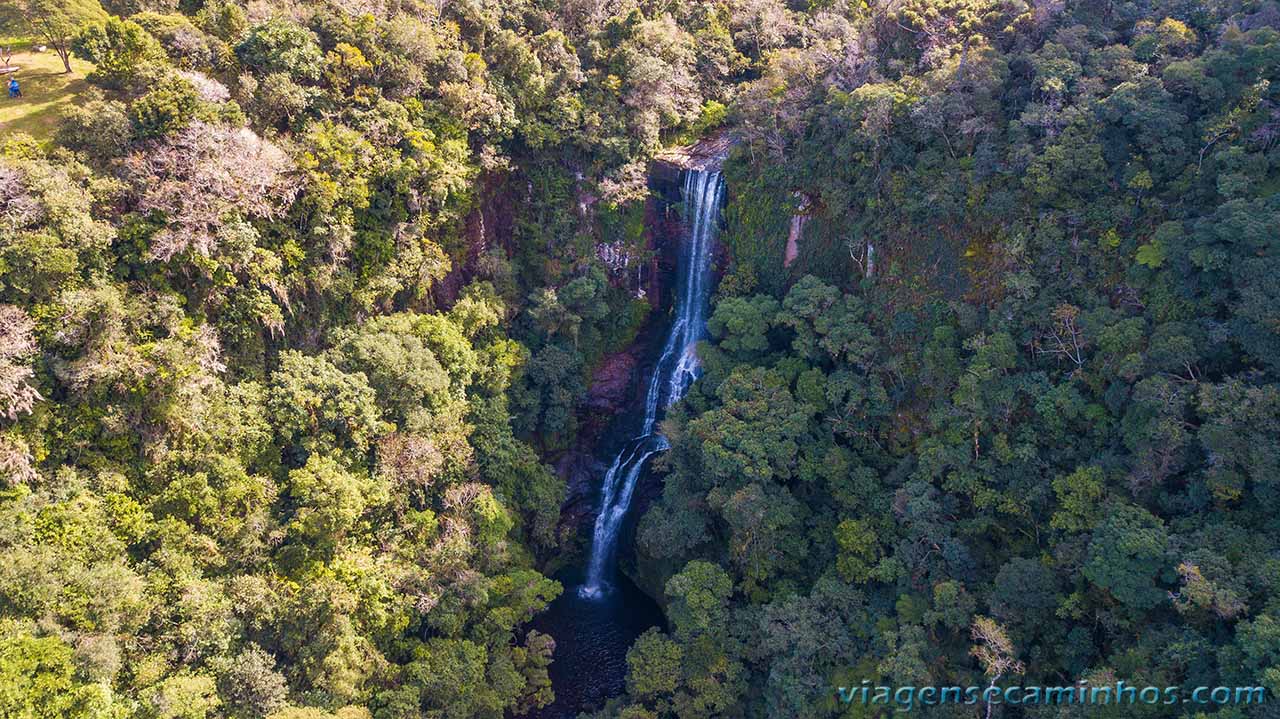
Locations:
0;0;1279;717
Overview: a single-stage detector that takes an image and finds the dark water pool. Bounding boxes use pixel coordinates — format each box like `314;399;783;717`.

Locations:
527;567;666;718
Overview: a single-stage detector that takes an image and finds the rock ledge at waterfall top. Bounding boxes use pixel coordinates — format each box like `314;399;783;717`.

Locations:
654;132;735;171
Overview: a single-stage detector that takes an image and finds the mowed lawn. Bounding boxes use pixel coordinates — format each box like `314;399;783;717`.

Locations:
0;48;95;142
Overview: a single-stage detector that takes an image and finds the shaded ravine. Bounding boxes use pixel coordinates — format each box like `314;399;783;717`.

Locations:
582;169;723;598
529;168;725;717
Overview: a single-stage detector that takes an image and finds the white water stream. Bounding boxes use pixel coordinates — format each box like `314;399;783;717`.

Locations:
580;169;724;598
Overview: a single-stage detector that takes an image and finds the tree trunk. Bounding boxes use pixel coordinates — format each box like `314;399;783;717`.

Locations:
56;45;71;73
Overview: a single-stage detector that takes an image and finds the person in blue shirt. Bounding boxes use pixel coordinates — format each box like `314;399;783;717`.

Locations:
7;78;18;98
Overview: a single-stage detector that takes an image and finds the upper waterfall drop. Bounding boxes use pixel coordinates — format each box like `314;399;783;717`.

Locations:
580;168;725;599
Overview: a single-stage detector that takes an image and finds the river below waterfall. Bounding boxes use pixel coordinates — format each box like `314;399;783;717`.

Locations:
528;168;725;717
527;566;665;718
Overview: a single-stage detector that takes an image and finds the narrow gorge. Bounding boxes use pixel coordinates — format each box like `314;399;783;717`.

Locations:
530;162;726;718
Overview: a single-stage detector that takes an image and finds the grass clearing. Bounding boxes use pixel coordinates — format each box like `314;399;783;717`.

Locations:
0;48;95;143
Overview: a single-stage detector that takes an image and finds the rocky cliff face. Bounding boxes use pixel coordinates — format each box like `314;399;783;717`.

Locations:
554;346;644;552
432;171;517;309
654;132;735;172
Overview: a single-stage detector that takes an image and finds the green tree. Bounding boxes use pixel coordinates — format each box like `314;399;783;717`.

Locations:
129;73;200;138
268;350;386;458
235;17;324;81
143;673;221;719
284;453;386;559
706;294;779;360
73;16;165;89
625;629;682;702
0;620;121;717
1050;466;1108;532
833;518;881;582
1083;504;1171;610
665;560;733;642
687;367;812;485
2;0;105;73
329;314;454;422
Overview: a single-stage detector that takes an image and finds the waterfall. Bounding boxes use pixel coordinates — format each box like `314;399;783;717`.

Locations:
580;169;724;599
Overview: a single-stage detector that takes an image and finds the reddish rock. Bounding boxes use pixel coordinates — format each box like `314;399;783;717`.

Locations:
432;171;516;309
586;351;638;414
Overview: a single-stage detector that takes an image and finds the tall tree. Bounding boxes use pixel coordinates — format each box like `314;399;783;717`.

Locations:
4;0;105;73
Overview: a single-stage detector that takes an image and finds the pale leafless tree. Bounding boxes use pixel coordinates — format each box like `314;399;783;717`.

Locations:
729;0;797;60
377;432;445;498
1033;303;1087;369
442;481;486;511
970;616;1024;719
123;121;299;264
0;305;41;421
1171;562;1247;620
0;434;36;485
0;164;44;228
